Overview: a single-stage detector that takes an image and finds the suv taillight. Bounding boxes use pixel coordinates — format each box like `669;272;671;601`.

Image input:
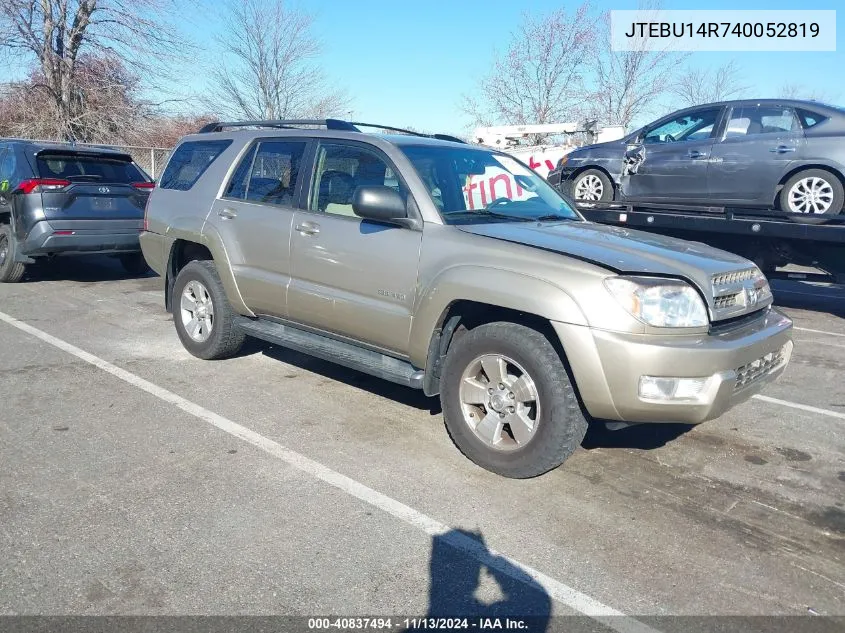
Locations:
16;178;71;194
132;182;155;190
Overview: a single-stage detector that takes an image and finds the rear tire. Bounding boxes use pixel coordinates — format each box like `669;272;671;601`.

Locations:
571;169;613;203
172;260;246;360
779;169;844;225
439;322;588;479
0;224;26;283
119;253;150;275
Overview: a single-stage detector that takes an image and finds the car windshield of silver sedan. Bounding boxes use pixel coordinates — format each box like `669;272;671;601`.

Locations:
400;145;581;225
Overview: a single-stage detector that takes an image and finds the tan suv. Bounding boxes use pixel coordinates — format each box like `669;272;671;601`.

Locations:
140;119;793;478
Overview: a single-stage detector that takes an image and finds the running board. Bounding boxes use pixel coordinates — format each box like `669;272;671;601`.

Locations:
234;316;425;389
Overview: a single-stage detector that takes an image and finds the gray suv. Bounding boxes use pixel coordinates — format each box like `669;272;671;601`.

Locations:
140;119;793;478
0;140;154;282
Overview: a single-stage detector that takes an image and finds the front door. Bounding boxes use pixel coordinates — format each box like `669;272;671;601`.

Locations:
207;138;310;318
622;106;723;202
707;104;805;205
287;141;423;355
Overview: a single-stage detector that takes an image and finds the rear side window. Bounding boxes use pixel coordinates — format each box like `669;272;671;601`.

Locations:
797;109;828;129
36;154;146;183
159;140;232;191
225;140;306;206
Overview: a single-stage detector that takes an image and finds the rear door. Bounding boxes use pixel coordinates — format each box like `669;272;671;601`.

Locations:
621;106;723;202
207;137;310;318
33;151;152;222
707;104;805;205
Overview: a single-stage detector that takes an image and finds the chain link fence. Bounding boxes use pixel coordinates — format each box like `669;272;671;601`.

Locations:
3;138;173;179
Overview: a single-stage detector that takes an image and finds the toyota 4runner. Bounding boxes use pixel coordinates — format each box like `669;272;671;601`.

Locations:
140;119;794;478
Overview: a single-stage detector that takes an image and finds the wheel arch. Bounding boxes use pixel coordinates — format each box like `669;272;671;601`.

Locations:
412;269;589;396
164;234;252;316
774;164;845;208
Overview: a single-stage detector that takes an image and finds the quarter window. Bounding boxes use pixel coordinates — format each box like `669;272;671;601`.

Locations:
159;140;232;191
309;144;407;217
797;109;828;129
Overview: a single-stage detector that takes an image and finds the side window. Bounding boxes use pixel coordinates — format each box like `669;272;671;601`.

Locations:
244;140;307;206
223;143;257;200
159;140;232;191
643;108;721;144
309;144;407;217
797;109;828;129
724;106;800;138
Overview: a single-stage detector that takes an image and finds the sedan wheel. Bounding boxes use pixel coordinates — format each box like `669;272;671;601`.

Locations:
787;176;835;214
574;174;604;201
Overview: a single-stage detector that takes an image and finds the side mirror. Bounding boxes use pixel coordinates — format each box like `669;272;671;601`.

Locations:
352;186;408;223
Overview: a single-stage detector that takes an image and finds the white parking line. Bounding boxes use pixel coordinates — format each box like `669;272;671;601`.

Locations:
793;326;845;338
752;394;845;420
0;309;657;633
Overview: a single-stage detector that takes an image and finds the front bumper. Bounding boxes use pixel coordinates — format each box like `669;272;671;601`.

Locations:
553;308;794;424
19;220;142;257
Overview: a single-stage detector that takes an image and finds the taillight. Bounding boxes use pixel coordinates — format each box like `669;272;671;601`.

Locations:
132;182;155;190
16;178;71;194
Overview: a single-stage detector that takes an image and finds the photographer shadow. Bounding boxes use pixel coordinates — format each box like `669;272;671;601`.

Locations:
408;529;551;632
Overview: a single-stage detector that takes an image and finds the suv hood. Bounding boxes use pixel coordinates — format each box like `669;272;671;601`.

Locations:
458;220;753;287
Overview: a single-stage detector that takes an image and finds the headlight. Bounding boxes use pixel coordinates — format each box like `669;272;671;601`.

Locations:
604;276;709;328
557;156;569;168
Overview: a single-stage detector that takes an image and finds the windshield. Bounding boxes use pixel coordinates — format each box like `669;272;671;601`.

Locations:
399;145;582;224
36;153;147;183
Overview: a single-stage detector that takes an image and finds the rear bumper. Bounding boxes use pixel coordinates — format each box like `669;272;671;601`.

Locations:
553;308;794;424
19;220;142;257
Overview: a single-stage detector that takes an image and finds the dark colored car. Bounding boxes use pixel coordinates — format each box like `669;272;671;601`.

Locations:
547;99;845;219
0;140;154;282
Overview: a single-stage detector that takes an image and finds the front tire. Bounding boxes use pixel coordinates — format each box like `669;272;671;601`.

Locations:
172;260;246;360
571;169;613;203
439;322;588;479
0;224;26;283
779;169;844;224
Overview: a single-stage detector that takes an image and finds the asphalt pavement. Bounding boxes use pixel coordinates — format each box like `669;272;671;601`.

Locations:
0;256;843;628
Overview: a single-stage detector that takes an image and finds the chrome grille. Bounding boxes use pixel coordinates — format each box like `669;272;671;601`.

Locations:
714;293;739;310
734;347;786;391
712;268;757;287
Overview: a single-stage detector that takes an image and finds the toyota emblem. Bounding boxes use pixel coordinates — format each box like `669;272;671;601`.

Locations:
98;186;110;194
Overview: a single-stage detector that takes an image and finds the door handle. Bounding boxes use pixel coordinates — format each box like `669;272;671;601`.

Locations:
295;221;320;236
687;150;706;159
770;145;796;153
218;208;237;220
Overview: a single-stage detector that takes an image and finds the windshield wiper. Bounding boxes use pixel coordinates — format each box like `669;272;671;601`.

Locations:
445;210;534;222
534;214;577;222
66;174;103;181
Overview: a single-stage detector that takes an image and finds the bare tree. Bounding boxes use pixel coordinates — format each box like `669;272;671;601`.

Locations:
778;83;835;103
209;0;349;121
671;60;749;107
588;1;686;129
461;4;598;143
0;1;190;141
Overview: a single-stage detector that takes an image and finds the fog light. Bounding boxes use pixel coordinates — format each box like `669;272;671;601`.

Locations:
639;376;708;401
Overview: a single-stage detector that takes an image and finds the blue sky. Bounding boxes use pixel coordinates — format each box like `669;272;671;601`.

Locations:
16;0;844;136
180;0;842;135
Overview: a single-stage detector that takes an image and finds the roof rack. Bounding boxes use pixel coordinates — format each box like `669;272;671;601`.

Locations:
197;118;467;143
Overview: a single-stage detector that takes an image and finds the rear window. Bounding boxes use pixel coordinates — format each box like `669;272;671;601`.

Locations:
36;154;147;184
159;140;232;191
